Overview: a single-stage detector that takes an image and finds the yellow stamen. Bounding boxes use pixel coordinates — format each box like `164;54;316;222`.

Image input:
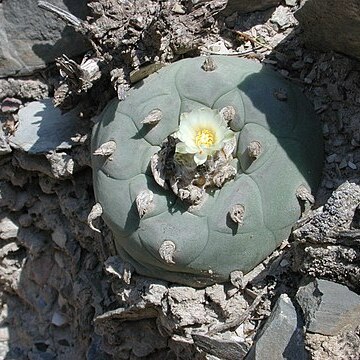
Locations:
195;129;215;148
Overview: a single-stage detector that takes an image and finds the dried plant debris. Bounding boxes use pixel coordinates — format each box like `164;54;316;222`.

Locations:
49;0;228;106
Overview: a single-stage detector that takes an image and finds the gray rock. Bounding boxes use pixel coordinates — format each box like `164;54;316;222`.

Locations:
0;0;88;77
9;99;87;154
270;5;297;29
246;294;307;360
87;335;112;360
222;0;280;15
192;333;249;360
0;217;19;240
296;278;360;336
295;0;360;61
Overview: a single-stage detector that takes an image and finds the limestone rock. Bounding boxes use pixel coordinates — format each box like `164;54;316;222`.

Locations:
296;279;360;336
192;332;249;360
0;217;19;240
222;0;280;15
0;0;88;77
295;0;360;61
246;294;307;360
9;99;87;154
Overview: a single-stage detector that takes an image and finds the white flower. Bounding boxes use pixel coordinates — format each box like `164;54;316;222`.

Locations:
175;108;235;165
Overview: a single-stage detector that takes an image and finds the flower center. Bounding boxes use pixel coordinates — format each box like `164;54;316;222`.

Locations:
195;129;215;148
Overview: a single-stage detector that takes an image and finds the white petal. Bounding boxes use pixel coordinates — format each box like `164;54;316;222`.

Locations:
194;151;208;165
177;127;193;143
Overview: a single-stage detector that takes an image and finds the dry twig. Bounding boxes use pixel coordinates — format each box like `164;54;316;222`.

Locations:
207;286;268;335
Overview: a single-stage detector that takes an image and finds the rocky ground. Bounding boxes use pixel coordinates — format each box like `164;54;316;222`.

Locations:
0;0;360;359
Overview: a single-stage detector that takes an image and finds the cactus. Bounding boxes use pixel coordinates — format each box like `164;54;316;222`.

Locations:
91;56;323;287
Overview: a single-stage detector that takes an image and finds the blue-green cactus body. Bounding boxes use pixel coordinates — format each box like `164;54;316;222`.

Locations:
92;56;323;287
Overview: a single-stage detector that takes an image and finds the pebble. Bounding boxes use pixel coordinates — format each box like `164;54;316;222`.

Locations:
192;332;249;359
280;259;290;267
326;154;337;163
172;4;186;14
296;279;360;336
322;123;330;137
291;60;304;70
338;158;347;169
246;294;306;360
51;311;68;327
0;217;19;240
348;161;357;170
285;0;298;6
270;6;296;29
9;99;87;154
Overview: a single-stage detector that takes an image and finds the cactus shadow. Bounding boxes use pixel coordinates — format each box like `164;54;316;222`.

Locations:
235;67;324;191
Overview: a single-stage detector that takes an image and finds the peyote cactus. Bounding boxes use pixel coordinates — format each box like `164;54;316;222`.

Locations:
91;56;323;287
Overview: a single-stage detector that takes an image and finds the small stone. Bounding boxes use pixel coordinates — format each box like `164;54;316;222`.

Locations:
322;123;330;137
292;60;305;70
304;55;314;64
9;99;87;154
280;259;290;267
271;5;297;29
339;158;347;169
0;217;19;240
246;294;306;360
46;152;74;178
51;311;68;327
172;3;186;14
192;332;249;359
0;327;9;342
326;153;337;163
348;161;357;170
296;279;360;336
